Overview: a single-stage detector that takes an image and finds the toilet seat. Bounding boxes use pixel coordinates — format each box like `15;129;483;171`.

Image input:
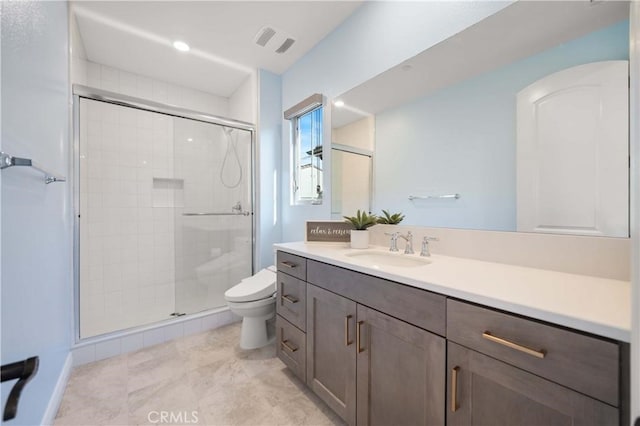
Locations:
224;267;276;303
226;294;276;310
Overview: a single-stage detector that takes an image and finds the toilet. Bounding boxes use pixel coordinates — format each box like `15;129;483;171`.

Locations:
224;265;277;349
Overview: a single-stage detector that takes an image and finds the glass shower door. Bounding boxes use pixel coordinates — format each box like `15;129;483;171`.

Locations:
172;117;253;315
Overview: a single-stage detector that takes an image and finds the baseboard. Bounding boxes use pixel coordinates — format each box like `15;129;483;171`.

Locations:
41;352;73;425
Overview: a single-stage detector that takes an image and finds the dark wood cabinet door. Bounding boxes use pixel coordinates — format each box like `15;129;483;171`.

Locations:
356;305;445;426
276;272;306;330
306;284;357;425
447;342;619;426
276;315;306;382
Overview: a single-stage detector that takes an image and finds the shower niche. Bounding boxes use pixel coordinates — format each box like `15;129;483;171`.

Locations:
76;91;254;339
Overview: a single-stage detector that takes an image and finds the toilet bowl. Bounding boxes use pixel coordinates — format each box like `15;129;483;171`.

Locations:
224;266;277;349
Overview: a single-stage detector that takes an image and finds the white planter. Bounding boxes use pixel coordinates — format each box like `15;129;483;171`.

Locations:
350;230;369;249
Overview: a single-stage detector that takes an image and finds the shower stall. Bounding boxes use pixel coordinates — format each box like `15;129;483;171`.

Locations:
74;86;255;339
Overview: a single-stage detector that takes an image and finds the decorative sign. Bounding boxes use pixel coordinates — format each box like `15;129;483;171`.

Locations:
306;221;352;243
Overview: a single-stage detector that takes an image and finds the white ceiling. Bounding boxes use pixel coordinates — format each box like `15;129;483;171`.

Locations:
333;0;629;128
72;1;362;97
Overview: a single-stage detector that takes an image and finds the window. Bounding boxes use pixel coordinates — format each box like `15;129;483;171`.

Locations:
285;94;324;205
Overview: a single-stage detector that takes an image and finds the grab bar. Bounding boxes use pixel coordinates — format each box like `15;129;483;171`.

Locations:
182;212;251;216
1;152;66;184
408;194;460;200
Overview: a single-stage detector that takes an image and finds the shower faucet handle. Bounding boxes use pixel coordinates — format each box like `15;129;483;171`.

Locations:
232;201;242;213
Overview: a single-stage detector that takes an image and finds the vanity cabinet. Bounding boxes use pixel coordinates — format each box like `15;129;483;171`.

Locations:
306;283;446;426
447;342;618;426
277;272;306;331
447;299;620;406
275;251;308;382
275;251;627;426
275;315;306;381
446;299;621;426
356;304;445;426
304;258;447;426
306;284;357;424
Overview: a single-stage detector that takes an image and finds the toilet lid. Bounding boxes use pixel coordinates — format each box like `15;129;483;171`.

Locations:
224;268;277;302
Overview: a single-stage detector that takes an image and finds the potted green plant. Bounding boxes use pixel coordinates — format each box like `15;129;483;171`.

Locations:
377;210;405;225
344;209;377;249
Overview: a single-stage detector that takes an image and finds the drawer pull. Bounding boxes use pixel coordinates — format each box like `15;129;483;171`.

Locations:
281;294;298;304
280;261;297;269
281;339;298;353
451;366;460;412
357;321;365;353
482;331;546;359
345;315;353;346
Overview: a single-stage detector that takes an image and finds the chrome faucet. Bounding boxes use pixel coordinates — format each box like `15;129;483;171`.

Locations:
420;236;439;257
398;231;414;254
384;232;399;252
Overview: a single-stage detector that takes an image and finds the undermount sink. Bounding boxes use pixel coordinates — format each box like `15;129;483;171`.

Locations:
345;251;432;268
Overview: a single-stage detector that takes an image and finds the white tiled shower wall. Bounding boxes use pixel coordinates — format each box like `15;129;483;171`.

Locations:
172;119;253;315
79;99;182;337
77;80;254;338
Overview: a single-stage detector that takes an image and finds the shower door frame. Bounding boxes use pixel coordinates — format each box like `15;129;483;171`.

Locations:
72;84;257;344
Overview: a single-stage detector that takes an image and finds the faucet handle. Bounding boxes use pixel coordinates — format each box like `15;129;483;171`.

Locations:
385;232;399;252
420;236;439;257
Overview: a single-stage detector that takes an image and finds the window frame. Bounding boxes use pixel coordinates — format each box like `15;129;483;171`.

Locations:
284;93;325;205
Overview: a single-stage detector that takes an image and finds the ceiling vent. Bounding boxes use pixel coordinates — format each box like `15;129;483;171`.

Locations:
255;26;276;47
275;38;296;54
254;26;296;54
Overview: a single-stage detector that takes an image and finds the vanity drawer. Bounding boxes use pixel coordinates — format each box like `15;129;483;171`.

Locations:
276;272;306;331
446;299;620;406
307;260;446;336
277;251;307;281
276;315;306;383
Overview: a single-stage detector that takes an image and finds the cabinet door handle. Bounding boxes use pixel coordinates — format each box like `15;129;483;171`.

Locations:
281;339;298;353
345;315;353;346
280;261;297;268
451;366;460;412
357;321;365;353
482;331;546;359
281;294;298;304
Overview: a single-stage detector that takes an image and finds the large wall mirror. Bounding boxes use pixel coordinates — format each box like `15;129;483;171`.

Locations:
331;1;630;238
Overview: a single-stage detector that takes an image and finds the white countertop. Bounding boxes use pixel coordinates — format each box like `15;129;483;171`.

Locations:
274;242;631;342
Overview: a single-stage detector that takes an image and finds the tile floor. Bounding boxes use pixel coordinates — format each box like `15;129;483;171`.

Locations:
55;323;344;426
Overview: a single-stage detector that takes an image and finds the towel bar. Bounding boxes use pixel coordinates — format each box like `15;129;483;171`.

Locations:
408;194;460;200
1;152;66;184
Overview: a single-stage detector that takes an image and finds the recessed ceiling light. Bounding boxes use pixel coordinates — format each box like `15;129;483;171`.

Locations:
334;100;345;107
173;40;190;52
187;138;193;142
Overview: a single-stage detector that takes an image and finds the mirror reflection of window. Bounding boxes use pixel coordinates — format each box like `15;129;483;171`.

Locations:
332;149;372;218
331;112;375;218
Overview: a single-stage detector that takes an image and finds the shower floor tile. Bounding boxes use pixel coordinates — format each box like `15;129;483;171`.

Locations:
54;323;344;426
